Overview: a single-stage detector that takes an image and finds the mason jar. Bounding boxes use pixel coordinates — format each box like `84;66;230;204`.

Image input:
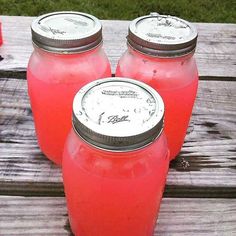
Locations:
0;21;2;45
63;78;169;236
27;11;111;165
116;13;198;160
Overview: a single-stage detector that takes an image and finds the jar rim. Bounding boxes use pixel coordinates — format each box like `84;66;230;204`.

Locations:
31;11;103;53
127;13;198;57
72;77;165;152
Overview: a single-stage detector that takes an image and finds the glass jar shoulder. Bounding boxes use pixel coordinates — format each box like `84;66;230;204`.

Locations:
27;46;111;83
63;130;169;179
117;47;198;89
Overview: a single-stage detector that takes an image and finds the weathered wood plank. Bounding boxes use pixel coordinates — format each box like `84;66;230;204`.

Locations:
0;196;235;235
0;16;235;77
0;196;70;235
156;198;236;236
0;77;236;197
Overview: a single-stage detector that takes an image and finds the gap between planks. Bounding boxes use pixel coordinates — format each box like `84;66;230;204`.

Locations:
0;71;236;81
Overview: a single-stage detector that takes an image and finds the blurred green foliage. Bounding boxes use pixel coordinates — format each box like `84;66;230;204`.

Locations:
0;0;235;23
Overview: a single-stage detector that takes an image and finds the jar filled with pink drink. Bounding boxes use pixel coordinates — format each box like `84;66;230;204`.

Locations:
63;78;169;236
116;13;198;160
0;21;3;46
27;11;111;165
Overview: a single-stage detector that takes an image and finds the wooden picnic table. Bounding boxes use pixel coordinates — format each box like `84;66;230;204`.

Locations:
0;15;236;235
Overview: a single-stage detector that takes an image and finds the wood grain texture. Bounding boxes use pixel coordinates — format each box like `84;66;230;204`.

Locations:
0;196;235;235
0;196;70;235
0;16;235;77
156;198;236;236
0;77;235;197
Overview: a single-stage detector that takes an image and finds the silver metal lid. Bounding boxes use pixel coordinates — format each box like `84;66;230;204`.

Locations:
127;12;198;57
31;11;102;53
72;77;165;151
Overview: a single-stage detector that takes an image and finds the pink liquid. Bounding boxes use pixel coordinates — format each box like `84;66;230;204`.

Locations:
63;130;169;236
0;22;2;46
116;48;198;160
27;46;111;165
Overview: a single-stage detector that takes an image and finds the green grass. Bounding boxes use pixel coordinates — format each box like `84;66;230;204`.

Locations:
0;0;235;23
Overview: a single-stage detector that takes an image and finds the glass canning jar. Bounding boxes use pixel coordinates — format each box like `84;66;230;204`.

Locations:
63;77;169;236
116;13;198;160
27;11;111;165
